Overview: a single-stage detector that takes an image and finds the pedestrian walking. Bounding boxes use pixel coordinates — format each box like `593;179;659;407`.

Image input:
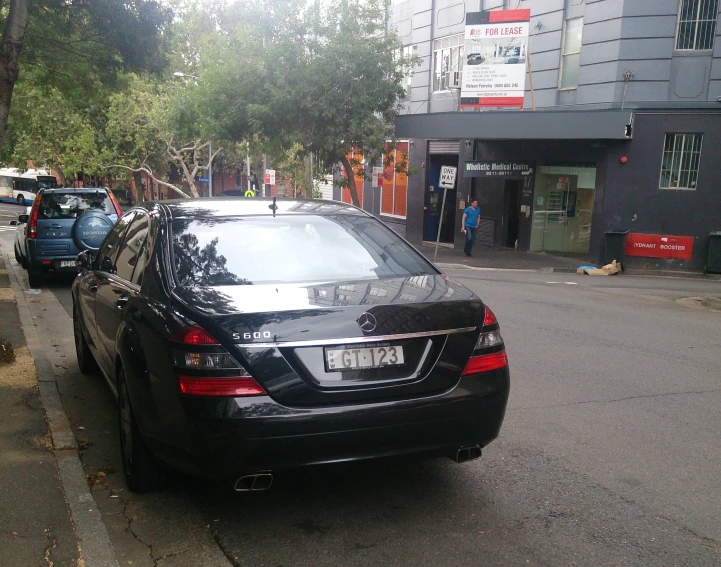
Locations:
461;199;481;256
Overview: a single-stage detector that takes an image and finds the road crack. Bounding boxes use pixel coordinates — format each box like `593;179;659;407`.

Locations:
511;387;721;411
120;497;187;566
43;527;57;567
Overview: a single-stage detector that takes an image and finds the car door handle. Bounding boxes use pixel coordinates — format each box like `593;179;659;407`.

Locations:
48;224;63;229
115;295;130;309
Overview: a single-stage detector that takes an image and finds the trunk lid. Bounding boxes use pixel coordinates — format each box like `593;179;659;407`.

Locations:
172;275;485;406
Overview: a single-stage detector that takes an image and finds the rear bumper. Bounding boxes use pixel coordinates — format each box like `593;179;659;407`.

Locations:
26;241;79;273
146;370;510;479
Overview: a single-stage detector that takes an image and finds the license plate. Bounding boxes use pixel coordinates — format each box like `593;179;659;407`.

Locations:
60;260;76;268
325;345;405;371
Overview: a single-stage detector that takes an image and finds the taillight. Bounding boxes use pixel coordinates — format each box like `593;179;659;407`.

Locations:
170;325;219;345
483;306;497;326
170;325;265;397
27;190;42;239
462;352;508;375
177;376;264;397
462;304;508;375
108;191;123;217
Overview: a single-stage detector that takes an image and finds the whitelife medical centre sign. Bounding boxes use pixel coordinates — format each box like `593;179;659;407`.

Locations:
461;9;531;109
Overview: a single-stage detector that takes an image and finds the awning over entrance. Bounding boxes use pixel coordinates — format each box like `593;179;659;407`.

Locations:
395;109;633;140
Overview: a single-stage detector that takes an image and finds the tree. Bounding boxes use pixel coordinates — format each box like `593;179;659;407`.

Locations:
104;74;222;199
4;80;103;184
188;0;416;205
0;0;172;155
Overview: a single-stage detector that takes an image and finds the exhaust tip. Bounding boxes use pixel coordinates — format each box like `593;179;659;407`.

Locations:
234;472;273;492
453;445;482;463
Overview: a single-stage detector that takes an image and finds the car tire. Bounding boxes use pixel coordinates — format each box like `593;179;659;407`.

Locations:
73;306;97;374
14;247;21;263
118;367;165;493
17;194;25;205
28;271;43;288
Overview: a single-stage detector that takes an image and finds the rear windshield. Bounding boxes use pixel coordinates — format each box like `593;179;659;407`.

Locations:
38;191;113;219
171;215;437;286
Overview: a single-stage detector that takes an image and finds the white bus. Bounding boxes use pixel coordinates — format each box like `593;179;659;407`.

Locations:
0;168;59;205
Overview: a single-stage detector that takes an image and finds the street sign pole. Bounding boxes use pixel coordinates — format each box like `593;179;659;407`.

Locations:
208;141;213;197
246;141;251;194
433;185;448;263
434;165;457;263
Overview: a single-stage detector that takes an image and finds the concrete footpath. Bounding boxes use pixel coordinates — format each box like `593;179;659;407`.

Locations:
0;259;81;565
0;253;119;567
410;239;721;279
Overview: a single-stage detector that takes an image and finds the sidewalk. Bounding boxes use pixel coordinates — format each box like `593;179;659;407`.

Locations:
409;240;583;271
411;240;721;279
0;260;79;566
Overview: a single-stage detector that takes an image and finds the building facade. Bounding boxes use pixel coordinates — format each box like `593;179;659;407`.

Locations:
341;0;721;271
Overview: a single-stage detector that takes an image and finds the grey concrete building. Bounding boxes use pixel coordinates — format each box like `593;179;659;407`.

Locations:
340;0;721;271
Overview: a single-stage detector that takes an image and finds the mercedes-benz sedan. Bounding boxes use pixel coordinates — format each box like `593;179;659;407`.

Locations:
72;199;509;492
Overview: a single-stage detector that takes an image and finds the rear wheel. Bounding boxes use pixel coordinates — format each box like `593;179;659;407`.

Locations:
14;247;21;263
118;368;165;493
73;306;97;374
28;271;43;288
17;194;24;205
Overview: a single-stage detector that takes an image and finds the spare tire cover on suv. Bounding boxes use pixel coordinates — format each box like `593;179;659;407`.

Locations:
72;211;115;251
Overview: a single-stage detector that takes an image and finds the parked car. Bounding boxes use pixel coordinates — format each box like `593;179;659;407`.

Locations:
72;198;510;493
20;188;122;287
11;206;32;264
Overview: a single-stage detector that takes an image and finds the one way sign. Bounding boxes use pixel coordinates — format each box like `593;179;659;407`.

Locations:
439;166;457;189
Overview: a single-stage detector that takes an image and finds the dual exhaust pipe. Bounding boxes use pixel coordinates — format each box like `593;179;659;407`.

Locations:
233;472;273;492
233;446;481;491
453;445;482;463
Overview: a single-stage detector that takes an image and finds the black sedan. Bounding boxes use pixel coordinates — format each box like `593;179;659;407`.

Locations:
72;199;509;492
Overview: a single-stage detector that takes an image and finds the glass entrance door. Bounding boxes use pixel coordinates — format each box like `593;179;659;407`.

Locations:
530;165;596;255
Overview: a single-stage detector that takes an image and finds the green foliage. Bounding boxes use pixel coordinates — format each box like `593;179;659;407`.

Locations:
4;77;107;182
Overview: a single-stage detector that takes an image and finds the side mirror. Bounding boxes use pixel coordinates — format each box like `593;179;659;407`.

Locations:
9;220;17;226
76;250;96;270
18;214;29;224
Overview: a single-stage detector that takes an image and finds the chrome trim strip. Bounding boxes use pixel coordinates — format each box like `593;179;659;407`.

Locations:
237;326;478;349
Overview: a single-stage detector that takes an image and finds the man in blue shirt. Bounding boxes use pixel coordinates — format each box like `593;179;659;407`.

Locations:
461;200;481;256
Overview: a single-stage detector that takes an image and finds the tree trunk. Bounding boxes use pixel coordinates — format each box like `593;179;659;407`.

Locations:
339;154;360;207
132;171;144;203
0;0;30;155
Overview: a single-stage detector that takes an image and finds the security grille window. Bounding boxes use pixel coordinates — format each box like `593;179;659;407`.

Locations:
659;134;703;190
433;34;464;92
676;0;718;50
559;18;584;90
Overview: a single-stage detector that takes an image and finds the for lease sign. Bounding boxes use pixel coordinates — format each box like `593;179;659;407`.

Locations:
461;9;531;109
625;233;695;261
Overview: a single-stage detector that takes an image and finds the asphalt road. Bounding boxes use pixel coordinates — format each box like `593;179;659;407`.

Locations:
2;207;720;566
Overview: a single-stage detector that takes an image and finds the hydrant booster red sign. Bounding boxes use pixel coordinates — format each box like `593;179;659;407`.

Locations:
625;233;695;261
461;10;531;109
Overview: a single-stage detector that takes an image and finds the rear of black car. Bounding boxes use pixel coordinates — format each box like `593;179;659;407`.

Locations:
146;205;510;480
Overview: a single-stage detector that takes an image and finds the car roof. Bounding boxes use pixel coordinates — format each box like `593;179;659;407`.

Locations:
155;198;367;220
41;187;110;194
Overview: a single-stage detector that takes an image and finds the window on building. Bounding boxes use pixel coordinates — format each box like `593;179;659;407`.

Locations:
559;18;583;90
402;45;414;95
676;0;718;50
433;34;464;92
381;142;408;218
659;133;703;190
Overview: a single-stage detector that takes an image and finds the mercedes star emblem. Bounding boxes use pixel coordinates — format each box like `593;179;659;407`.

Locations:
357;312;377;333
